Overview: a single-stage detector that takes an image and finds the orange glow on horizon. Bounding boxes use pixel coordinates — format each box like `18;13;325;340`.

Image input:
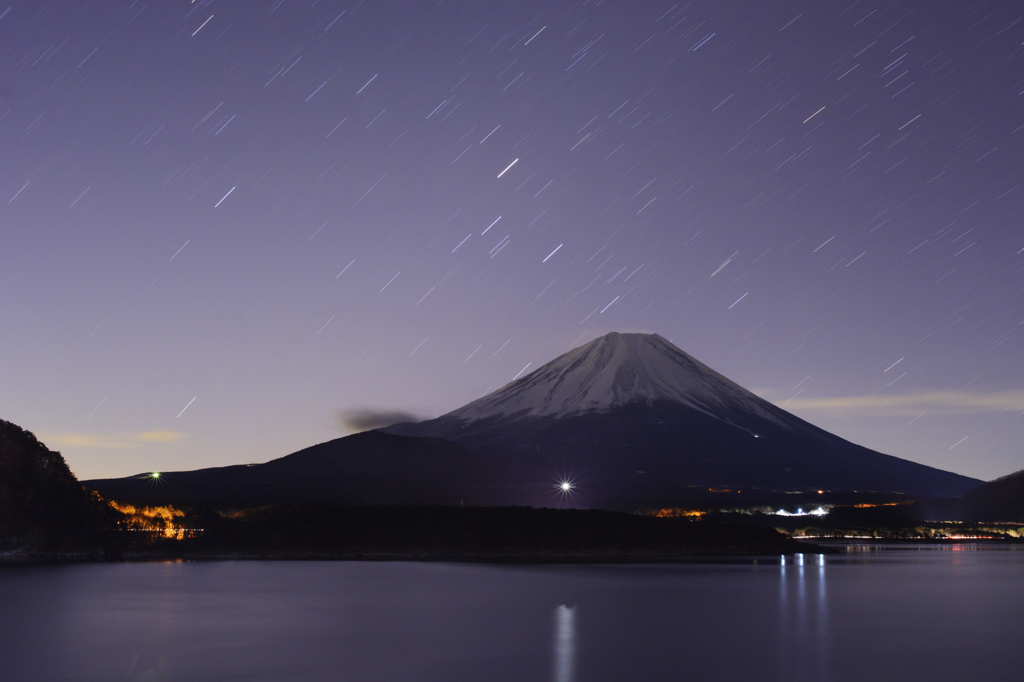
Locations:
652;508;706;518
109;501;192;539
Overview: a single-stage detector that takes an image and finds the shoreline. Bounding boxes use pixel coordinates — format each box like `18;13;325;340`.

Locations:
12;536;1024;564
1;543;830;564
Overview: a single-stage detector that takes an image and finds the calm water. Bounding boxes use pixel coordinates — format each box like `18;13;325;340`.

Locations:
1;544;1022;681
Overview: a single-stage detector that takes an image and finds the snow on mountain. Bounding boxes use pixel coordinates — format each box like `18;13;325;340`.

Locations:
445;332;785;426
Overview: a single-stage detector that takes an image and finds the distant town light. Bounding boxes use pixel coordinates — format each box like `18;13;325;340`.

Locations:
552;476;578;507
773;506;828;517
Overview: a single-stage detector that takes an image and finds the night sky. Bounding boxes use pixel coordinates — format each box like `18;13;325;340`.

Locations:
2;0;1022;482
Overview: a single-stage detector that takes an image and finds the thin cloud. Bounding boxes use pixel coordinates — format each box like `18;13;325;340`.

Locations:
137;430;188;443
779;390;1024;417
47;431;187;449
338;409;421;431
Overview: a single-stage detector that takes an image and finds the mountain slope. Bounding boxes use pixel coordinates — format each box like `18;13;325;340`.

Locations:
383;332;980;505
85;431;512;506
957;469;1024;522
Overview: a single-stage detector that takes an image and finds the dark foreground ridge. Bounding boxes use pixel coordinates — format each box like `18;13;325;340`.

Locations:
0;419;116;553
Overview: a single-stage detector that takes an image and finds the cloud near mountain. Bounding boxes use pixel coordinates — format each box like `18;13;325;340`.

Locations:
338;409;422;432
780;390;1024;417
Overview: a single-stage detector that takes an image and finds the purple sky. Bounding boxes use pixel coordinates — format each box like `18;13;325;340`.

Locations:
1;0;1022;482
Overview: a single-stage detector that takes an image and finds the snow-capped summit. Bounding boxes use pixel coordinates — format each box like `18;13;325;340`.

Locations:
445;332;782;426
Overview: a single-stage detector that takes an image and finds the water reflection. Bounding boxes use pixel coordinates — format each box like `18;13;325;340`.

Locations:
778;553;829;677
553;605;574;682
797;552;805;606
818;554;826;606
4;553;1023;681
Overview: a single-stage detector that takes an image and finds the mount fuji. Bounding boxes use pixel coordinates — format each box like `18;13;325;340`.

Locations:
85;332;980;510
382;332;979;507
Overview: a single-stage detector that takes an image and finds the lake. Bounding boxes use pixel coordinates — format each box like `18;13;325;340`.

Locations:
1;543;1022;681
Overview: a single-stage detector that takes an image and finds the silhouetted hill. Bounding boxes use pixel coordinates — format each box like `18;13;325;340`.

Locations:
0;419;115;551
958;469;1024;522
85;431;509;506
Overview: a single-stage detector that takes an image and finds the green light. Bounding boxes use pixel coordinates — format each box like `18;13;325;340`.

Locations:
150;472;160;479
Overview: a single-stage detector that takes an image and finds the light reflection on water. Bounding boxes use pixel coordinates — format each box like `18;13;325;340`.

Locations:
1;545;1023;682
778;553;831;679
554;604;574;682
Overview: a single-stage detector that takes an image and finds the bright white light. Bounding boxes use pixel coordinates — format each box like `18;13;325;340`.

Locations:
552;476;578;507
773;506;828;517
150;472;160;479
